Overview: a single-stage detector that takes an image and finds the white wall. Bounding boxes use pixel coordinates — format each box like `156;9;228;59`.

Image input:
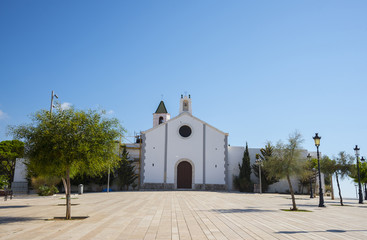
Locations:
228;146;244;190
205;125;226;184
13;158;27;182
143;124;166;183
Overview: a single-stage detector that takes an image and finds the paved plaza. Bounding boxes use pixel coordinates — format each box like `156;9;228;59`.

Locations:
1;191;367;239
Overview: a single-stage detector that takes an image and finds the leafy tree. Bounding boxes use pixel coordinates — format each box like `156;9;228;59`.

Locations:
10;106;124;219
320;155;336;199
298;158;317;195
263;131;306;210
360;162;367;200
349;154;367;202
251;142;278;192
233;142;253;192
71;169;111;186
334;152;353;206
115;145;137;190
0;175;8;189
0;140;24;188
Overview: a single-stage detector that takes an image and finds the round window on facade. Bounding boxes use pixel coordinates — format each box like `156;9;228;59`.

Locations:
179;125;192;138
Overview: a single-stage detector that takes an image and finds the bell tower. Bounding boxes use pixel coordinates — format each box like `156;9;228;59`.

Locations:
179;94;192;115
153;101;170;127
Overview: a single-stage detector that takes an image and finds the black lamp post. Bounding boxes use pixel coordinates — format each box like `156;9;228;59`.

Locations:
313;133;325;207
255;158;262;194
361;156;367;201
354;145;363;204
307;153;314;198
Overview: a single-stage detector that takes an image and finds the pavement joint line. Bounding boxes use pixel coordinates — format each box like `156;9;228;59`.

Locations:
1;191;367;239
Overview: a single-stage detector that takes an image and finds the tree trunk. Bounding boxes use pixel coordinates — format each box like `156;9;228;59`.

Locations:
364;183;367;201
335;172;343;206
330;174;335;200
64;168;71;219
286;175;297;210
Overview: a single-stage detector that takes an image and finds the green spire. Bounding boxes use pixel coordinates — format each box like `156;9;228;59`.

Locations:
155;101;168;113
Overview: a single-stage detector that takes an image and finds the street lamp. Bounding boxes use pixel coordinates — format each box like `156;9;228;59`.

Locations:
354;145;363;204
307;153;314;198
255;158;262;194
361;156;367;201
313;133;325;207
50;90;58;115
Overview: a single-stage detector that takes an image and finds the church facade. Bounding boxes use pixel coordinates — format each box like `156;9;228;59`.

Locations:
140;95;229;190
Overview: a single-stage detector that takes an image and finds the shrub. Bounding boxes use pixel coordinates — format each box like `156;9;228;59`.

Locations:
0;175;8;189
38;185;59;196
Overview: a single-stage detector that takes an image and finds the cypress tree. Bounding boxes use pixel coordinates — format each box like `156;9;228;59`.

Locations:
115;146;138;190
234;142;253;192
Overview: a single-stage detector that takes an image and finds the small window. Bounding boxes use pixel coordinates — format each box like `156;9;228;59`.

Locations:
179;125;192;138
159;116;164;124
183;100;189;111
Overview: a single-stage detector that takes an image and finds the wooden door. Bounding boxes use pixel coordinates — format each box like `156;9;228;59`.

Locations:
177;161;192;189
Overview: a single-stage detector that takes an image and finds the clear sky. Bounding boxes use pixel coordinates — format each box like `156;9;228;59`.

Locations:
1;1;366;198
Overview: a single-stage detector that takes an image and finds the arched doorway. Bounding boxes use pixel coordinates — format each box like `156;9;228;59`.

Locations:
177;161;192;189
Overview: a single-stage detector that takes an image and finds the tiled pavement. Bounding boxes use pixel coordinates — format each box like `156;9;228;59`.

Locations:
1;191;366;239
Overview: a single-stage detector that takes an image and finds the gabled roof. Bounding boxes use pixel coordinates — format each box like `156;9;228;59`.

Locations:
155;101;168;114
142;111;229;136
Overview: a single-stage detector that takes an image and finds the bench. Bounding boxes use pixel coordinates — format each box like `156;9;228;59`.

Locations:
0;189;13;201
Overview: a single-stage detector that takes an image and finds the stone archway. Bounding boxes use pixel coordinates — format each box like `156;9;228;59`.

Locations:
177;161;192;189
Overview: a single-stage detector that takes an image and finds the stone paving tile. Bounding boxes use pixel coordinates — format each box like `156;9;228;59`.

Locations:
1;191;367;239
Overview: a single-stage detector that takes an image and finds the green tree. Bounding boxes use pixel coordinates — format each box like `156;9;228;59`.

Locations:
334;152;353;206
251;142;278;192
10;106;123;219
233;142;253;192
115;145;137;190
263;131;306;210
320;155;336;199
360;161;367;200
348;154;367;202
0;140;24;188
300;157;317;196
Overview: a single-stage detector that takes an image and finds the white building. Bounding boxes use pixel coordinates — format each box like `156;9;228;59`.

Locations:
138;95;319;192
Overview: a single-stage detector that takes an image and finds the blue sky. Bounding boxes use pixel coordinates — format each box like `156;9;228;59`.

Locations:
1;1;366;197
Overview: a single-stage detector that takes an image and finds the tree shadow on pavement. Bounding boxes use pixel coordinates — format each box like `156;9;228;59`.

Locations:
0;205;30;209
0;216;42;224
212;208;276;213
277;229;367;234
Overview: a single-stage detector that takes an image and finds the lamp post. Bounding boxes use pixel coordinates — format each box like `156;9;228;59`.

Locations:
50;90;58;115
354;145;363;204
255;158;262;194
313;133;325;207
361;156;367;201
307;153;314;198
